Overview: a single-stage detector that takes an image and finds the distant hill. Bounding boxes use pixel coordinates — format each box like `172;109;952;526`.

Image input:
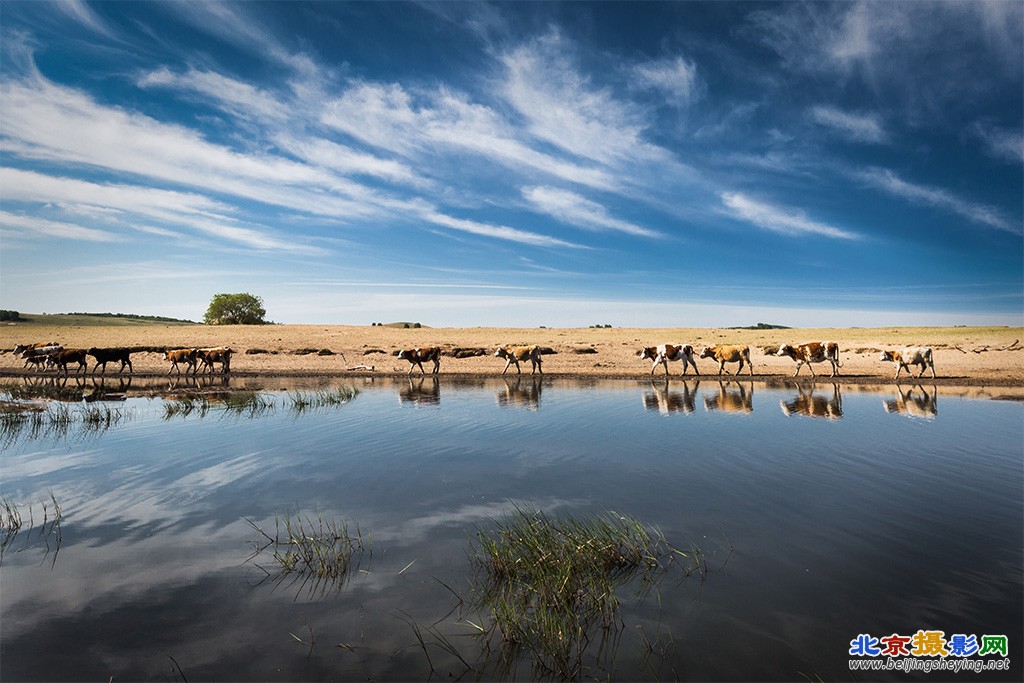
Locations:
7;312;198;326
727;322;792;330
372;322;429;329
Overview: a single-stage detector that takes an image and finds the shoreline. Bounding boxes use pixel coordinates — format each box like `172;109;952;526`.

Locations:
2;324;1022;388
3;369;1022;387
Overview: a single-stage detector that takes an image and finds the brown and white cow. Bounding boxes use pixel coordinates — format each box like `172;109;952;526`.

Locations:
12;342;59;356
699;345;754;376
197;347;233;374
880;347;935;380
494;345;543;375
397;347;441;375
638;344;699;377
20;344;62;371
164;349;198;375
52;349;88;375
776;342;841;377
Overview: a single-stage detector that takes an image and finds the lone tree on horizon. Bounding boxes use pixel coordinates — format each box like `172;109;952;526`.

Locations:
203;293;268;325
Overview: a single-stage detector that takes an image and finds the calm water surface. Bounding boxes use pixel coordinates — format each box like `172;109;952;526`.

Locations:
1;378;1021;681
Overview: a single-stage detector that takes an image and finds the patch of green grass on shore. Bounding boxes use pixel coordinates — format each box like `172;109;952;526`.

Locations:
6;313;197;327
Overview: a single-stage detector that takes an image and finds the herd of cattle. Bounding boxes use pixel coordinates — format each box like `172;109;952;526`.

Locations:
384;341;936;379
10;343;233;375
6;339;938;380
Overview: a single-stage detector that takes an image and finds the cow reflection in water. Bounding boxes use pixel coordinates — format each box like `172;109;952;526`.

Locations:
496;376;541;410
642;380;698;415
883;385;937;419
399;376;440;406
167;374;231;391
780;384;843;420
13;374;132;403
703;382;753;413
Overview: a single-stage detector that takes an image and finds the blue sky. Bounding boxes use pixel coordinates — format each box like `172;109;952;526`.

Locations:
1;1;1021;327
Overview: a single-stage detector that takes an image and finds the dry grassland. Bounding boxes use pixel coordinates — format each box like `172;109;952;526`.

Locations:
2;324;1022;386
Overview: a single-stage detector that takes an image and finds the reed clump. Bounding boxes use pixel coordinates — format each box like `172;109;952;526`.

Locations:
1;401;132;446
285;387;359;414
247;511;368;598
1;492;63;565
466;506;703;680
163;387;358;420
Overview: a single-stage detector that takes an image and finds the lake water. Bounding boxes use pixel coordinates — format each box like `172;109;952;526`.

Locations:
1;377;1021;681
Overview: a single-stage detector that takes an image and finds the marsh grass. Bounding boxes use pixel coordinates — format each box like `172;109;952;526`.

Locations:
163;387;358;421
247;511;369;599
407;506;706;680
1;492;62;566
1;400;133;447
285;387;359;414
161;394;211;419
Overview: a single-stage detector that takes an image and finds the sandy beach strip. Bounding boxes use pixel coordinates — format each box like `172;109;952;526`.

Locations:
1;324;1022;387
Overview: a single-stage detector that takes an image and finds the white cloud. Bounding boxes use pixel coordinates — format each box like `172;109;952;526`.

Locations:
523;186;662;238
855;167;1019;234
969;121;1024;164
321;81;617;190
57;0;117;39
1;167;230;220
632;56;700;108
0;167;321;254
498;31;665;167
720;192;860;240
809;105;887;143
417;207;584;249
138;67;290;123
0;210;119;242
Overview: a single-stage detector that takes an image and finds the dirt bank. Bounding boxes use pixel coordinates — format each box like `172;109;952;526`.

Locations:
2;324;1022;386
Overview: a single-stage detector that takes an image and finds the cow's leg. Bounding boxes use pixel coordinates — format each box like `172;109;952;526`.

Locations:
502;358;512;375
431;358;439;374
807;363;816;377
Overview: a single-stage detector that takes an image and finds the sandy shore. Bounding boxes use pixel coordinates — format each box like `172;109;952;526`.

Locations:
2;324;1023;388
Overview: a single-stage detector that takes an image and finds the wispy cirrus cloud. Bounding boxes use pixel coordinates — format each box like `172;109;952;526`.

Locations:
855;167;1019;234
1;167;231;221
969;121;1024;164
1;168;326;254
417;207;584;249
321;81;616;190
809;105;887;143
632;56;701;109
57;0;117;39
0;210;119;242
498;31;666;167
523;186;662;238
720;192;860;240
138;67;291;124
